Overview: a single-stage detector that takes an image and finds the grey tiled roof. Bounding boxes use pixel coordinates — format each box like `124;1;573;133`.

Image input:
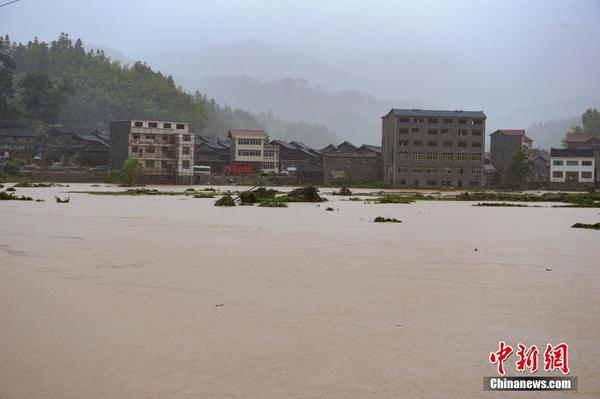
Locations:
550;148;594;158
387;109;486;119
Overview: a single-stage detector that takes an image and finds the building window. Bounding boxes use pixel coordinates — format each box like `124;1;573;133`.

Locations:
443;141;453;147
161;160;169;168
427;167;437;174
412;167;423;173
399;151;409;160
443;167;452;175
182;146;190;155
238;139;262;145
146;146;155;153
145;135;154;140
413;152;424;160
472;142;482;148
162;134;170;141
148;122;158;128
132;134;140;140
182;160;190;169
458;119;467;124
553;160;563;166
582;160;593;166
145;160;154;168
176;124;185;130
457;129;468;136
411;127;419;133
566;160;578;166
398;166;409;173
131;146;138;153
442;153;453;161
552;171;563;178
428;129;438;135
581;171;592;179
413;140;423;146
399;117;409;123
427;141;438;147
441;128;449;134
182;134;191;141
458;167;466;175
426;180;437;186
469;181;480;186
472;167;481;175
398;128;409;134
163;123;171;128
442;180;452;186
428;118;438;124
399;140;409;146
134;121;143;127
443;118;453;124
427;152;437;160
414;118;424;123
473;119;483;125
238;150;261;157
457;153;467;161
457;141;467;147
471;153;482;161
472;130;482;136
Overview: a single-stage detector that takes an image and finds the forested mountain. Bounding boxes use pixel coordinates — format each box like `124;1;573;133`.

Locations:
526;116;581;149
0;33;338;147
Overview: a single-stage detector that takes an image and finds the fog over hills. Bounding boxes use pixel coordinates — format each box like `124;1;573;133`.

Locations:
6;0;598;148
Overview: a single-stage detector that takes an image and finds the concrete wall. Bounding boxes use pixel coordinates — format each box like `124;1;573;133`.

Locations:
323;152;381;183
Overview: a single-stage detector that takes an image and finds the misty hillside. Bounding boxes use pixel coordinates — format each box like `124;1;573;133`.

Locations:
526;116;581;150
192;75;432;145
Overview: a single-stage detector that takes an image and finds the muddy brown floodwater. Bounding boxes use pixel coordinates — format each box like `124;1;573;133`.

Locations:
1;184;599;398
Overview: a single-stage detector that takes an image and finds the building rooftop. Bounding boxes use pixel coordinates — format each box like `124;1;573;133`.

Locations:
228;129;267;138
357;144;382;153
0;127;36;137
550;148;594;158
270;139;296;151
563;135;600;143
385;108;486;119
320;144;339;153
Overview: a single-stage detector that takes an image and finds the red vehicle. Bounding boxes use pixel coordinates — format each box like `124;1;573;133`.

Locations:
224;163;254;175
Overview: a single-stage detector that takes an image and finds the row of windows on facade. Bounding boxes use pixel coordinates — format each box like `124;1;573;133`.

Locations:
552;160;593;166
238;150;262;157
237;139;263;146
134;122;186;130
552;171;593;178
399;140;482;148
397;117;483;125
131;146;191;155
398;152;482;161
398;179;481;187
398;166;481;175
132;134;191;142
398;127;482;136
144;160;191;169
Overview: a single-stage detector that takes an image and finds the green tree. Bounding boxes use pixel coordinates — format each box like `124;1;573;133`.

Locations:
20;71;70;124
567;109;600;138
0;49;16;116
116;158;143;186
506;147;533;188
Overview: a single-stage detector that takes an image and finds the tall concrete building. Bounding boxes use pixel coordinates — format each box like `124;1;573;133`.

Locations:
382;109;486;188
110;120;194;183
490;129;533;182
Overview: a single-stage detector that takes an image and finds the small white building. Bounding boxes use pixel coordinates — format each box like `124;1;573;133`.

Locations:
227;129;279;173
550;148;595;183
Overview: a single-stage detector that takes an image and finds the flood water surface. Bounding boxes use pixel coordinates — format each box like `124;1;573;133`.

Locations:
1;184;599;398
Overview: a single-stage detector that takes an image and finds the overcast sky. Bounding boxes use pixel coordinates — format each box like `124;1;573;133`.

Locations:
2;0;600;124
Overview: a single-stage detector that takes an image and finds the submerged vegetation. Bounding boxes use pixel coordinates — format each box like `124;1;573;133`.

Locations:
214;195;236;207
0;191;34;201
374;217;401;223
474;202;530;207
55;196;70;203
571;223;600;230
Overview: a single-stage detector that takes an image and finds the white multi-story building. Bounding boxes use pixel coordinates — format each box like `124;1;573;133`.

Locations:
110;120;194;182
227;129;279;173
550;148;595;183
